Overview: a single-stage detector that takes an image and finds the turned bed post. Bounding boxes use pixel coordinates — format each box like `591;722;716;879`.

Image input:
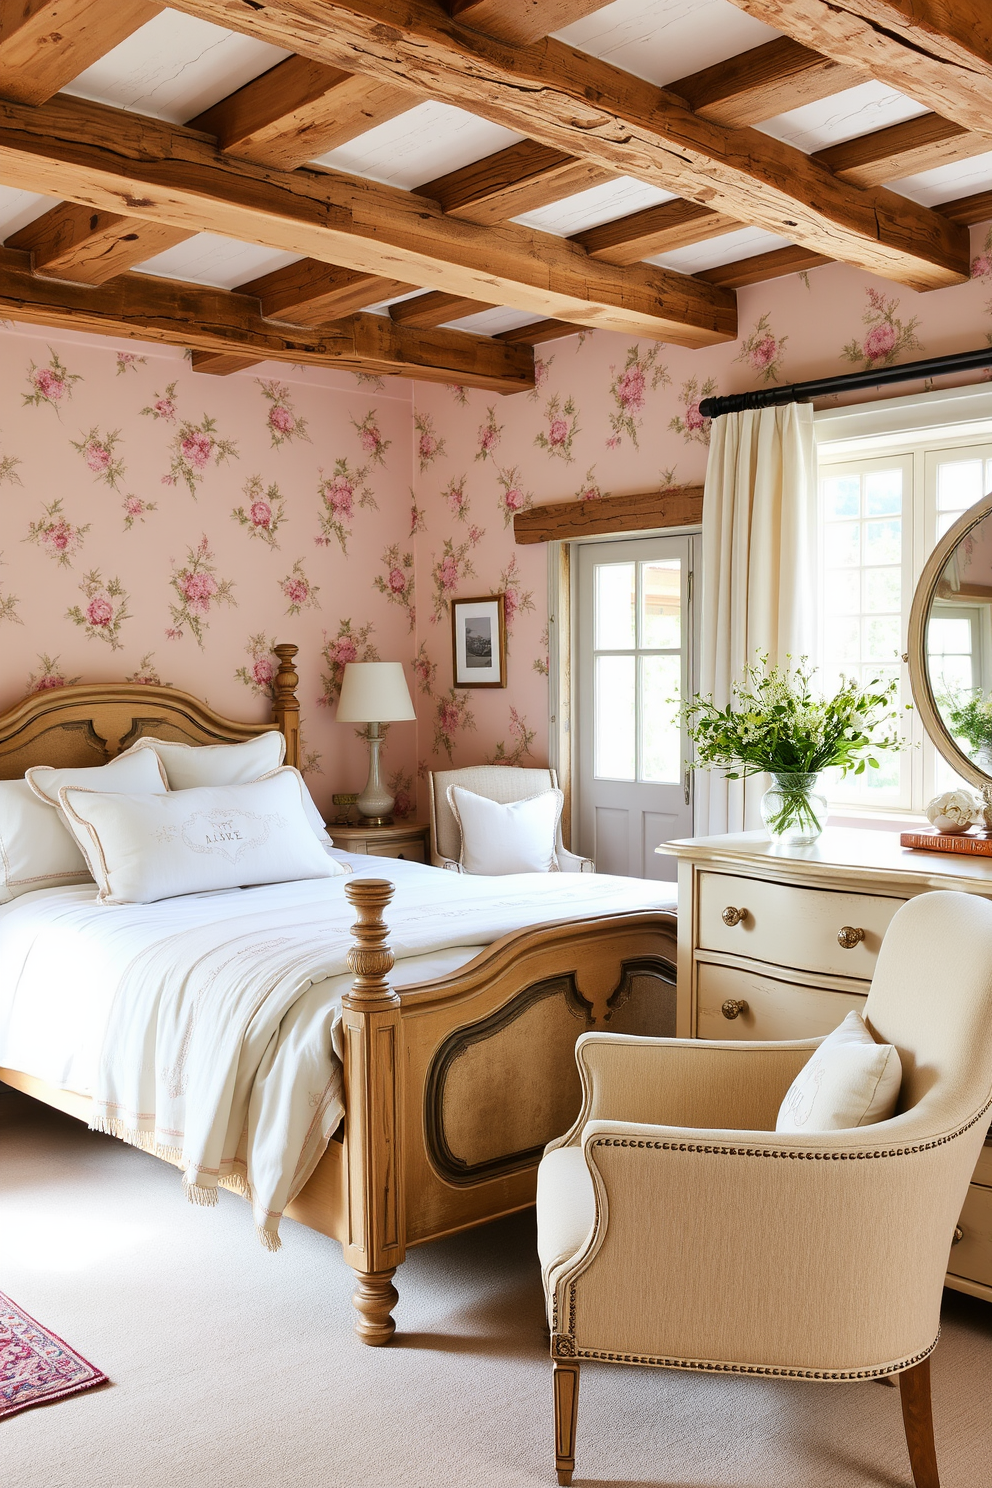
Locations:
272;643;301;769
341;878;406;1344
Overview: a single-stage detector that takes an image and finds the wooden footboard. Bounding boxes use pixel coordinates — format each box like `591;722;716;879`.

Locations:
284;879;677;1341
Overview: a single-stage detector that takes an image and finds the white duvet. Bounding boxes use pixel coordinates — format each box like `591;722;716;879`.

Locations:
0;854;676;1248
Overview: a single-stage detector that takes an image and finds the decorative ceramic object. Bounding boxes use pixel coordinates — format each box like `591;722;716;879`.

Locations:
924;789;983;835
760;772;829;845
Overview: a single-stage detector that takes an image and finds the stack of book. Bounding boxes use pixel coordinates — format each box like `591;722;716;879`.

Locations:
900;829;992;857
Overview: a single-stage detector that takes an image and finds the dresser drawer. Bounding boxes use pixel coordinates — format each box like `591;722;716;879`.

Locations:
696;961;867;1041
948;1184;992;1289
697;871;903;979
366;840;426;864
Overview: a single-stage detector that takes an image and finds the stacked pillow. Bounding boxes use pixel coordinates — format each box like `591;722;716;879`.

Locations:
0;732;335;906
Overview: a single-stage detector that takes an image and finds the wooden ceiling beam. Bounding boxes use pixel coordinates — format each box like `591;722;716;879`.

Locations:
696;245;832;289
571;199;742;266
495;319;586;345
514;486;705;544
720;1;992;134
0;245;536;392
935;189;992;226
6;204;193;283
0;0;162;106
188;54;418;171
389;290;496;327
443;2;608;46
672;36;866;127
0;93;737;346
165;0;969;291
814;113;986;188
419;140;614;226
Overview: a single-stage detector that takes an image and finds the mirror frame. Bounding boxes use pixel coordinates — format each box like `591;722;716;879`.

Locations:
908;488;992;793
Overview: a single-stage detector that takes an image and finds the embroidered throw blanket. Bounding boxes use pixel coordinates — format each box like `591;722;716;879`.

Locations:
2;866;674;1248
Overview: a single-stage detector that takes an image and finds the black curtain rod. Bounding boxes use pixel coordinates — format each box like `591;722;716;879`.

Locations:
697;346;992;419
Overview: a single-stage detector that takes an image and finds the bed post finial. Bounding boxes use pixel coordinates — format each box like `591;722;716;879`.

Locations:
342;878;405;1345
272;643;300;769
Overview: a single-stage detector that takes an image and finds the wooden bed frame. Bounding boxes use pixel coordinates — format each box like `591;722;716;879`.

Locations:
0;646;678;1343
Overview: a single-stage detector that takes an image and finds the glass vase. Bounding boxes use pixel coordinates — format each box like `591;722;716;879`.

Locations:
759;772;828;844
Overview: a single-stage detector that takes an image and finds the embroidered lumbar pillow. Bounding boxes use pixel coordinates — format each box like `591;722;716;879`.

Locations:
121;734;330;843
0;779;93;902
446;784;563;875
776;1010;902;1132
58;768;347;905
26;749;169;825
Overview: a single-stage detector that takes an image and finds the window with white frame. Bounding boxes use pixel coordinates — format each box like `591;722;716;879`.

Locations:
816;412;992;816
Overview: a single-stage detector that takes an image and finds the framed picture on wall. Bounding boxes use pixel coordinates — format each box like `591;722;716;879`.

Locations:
451;594;507;688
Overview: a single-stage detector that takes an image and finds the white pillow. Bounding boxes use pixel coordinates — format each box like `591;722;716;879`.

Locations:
26;749;169;825
776;1010;902;1133
0;778;93;902
58;768;348;905
447;785;562;875
124;734;330;844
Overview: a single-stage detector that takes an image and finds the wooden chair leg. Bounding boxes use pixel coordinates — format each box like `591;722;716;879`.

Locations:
899;1356;940;1488
553;1359;580;1486
351;1267;398;1345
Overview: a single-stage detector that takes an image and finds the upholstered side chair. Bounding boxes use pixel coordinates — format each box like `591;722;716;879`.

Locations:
428;765;594;873
537;890;992;1487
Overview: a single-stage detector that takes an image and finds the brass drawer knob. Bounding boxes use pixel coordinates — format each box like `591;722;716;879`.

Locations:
952;1225;964;1245
722;905;748;926
721;998;749;1020
837;925;865;949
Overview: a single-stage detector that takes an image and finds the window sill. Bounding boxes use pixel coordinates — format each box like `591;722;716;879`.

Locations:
827;807;928;834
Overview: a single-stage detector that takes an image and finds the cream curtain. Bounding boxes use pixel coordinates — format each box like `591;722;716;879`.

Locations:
695;402;817;835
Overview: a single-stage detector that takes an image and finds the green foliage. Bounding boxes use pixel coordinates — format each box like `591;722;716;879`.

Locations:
945;691;992;752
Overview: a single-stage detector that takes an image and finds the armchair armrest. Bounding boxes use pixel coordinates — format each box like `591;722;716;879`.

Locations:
546;1032;819;1153
559;847;595;873
433;855;463;871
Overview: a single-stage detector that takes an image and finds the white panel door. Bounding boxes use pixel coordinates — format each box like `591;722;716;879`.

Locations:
575;535;694;880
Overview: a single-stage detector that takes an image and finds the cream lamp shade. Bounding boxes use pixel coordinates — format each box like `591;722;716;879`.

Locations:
336;662;416;723
335;662;416;825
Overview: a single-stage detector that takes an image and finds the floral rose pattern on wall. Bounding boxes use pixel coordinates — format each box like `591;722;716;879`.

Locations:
167;536;235;647
126;653;166;685
607;344;669;449
258;379;309;448
352;409;390;467
66;569;130;650
841;287;923;370
495;465;532;528
1;442;22;486
574;466;609;502
0;555;22;625
29;653;81;691
146;389;239;497
430;536;476;623
115;353;146;376
24;349;81;413
487;708;535;766
669;377;715;445
475;406;502;462
386;766;414;819
71;427;126;489
499;553;534;644
236;633;278;697
735;314;788;384
373;543;415;631
280;559;320;615
432;688;475;761
232;475;286;547
414;412;445;473
442;474;471;523
535;392;579;461
315;459;375;552
121;493;157;530
319;618;378;706
26;499;90;566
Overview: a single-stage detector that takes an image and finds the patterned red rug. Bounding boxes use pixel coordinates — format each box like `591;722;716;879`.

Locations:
1;1292;107;1420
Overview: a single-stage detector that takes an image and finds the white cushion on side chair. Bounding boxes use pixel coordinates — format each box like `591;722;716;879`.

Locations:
446;784;563;875
776;1010;902;1133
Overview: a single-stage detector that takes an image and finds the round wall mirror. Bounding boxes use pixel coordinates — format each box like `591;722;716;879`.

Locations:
908;489;992;796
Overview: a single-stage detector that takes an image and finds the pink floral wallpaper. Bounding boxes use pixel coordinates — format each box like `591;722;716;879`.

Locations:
4;231;992;825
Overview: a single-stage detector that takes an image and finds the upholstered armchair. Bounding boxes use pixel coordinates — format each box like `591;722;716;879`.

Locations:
427;766;594;873
537;890;992;1487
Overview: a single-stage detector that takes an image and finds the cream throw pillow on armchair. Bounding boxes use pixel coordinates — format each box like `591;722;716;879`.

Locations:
776;1010;902;1132
446;784;563;874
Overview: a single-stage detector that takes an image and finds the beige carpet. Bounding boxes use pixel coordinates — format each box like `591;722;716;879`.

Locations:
2;1084;990;1488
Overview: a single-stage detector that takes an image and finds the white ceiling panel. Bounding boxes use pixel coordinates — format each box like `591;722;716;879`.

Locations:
62;8;289;123
315;103;524;189
759;82;927;155
133;236;302;290
512;177;676;237
0;186;54;239
647;226;792;274
442;307;543;336
890;151;992;208
554;0;778;87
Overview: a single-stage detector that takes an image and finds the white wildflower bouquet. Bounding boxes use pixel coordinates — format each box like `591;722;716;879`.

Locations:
945;691;992;753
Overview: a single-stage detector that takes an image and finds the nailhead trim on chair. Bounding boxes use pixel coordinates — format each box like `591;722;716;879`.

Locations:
552;1335;938;1380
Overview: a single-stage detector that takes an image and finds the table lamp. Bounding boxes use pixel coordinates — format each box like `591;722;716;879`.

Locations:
335;661;416;824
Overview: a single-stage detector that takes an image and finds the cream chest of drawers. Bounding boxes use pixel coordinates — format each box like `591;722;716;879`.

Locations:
661;826;992;1305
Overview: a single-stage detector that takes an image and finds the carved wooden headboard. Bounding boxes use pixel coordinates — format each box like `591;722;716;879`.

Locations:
0;644;301;780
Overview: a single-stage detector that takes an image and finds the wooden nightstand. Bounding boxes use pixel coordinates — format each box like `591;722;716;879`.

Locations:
327;820;430;864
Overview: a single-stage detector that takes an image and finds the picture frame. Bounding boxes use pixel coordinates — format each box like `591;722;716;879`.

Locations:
451;594;507;689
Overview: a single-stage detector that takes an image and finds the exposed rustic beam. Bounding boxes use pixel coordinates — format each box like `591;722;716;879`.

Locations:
242;259;416;322
673;36;865;127
935;189;992;226
6;204;192;284
444;1;608;46
814;113;984;189
571;199;742;266
419;140;613;226
0;246;536;392
696;245;831;289
188;54;418;170
0;93;737;345
495;319;585;346
0;0;161;106
166;0;970;291
721;1;992;134
389;290;496;327
189;349;262;375
514;486;704;544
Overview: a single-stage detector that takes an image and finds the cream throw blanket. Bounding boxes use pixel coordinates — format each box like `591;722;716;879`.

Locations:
13;865;673;1249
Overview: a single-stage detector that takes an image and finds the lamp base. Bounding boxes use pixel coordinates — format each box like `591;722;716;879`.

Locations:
355;725;395;825
357;812;393;827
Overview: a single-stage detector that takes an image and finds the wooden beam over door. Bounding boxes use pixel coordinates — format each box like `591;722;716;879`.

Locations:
721;0;992;134
514;487;705;545
0;0;161;106
0;93;737;346
167;0;970;291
